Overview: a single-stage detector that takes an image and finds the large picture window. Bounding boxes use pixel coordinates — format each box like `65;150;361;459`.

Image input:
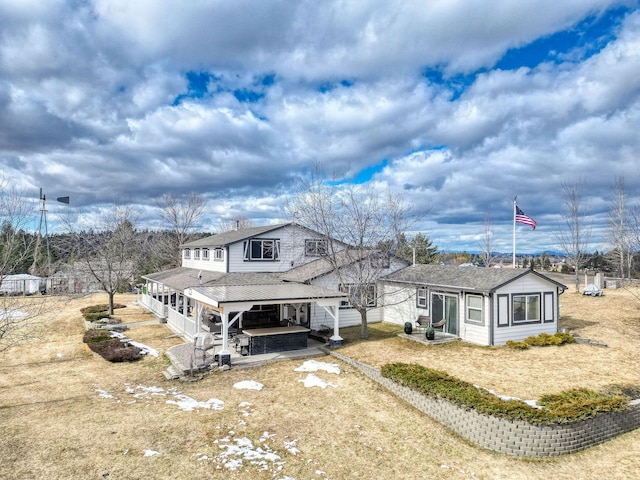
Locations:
416;287;427;308
512;294;540;323
340;284;376;308
305;239;328;256
246;239;280;261
466;294;483;324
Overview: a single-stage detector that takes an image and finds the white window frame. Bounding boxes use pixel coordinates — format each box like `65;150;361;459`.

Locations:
213;248;224;262
202;248;209;261
305;239;328;256
512;294;541;324
194;248;200;260
416;287;427;308
183;248;191;259
465;294;484;325
248;239;279;261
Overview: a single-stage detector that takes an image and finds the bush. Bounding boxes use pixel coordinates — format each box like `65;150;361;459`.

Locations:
83;328;142;362
80;303;127;320
380;362;630;425
506;331;576;350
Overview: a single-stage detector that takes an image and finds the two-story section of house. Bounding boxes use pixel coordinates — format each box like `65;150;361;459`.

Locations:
139;222;406;362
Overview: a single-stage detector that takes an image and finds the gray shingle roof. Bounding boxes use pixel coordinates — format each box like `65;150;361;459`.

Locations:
383;264;566;293
181;223;290;248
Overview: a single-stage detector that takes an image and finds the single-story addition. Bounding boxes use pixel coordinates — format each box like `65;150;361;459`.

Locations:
381;265;567;346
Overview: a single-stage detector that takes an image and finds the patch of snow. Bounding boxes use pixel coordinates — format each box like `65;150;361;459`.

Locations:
56;352;63;358
238;401;252;407
0;308;28;320
233;380;264;390
298;373;337;389
95;388;116;399
166;394;224;412
294;360;340;375
260;432;276;442
143;449;161;457
109;332;158;357
284;439;300;455
475;385;541;409
128;340;158;357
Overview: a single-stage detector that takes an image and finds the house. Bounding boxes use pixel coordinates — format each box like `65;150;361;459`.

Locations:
381;264;567;346
139;222;406;364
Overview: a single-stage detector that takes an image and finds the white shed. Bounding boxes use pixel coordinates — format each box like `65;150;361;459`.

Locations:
0;274;44;295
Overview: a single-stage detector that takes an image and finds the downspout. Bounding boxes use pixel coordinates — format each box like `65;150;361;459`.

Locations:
489;294;494;346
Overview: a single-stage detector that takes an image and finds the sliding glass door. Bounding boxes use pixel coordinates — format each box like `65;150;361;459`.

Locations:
431;293;458;335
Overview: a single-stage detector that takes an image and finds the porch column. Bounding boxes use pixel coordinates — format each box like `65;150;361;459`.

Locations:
220;311;231;355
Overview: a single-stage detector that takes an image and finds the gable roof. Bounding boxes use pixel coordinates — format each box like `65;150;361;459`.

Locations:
181;223;291;249
382;264;566;294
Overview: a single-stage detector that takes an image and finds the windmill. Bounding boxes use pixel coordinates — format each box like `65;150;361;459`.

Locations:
31;188;70;275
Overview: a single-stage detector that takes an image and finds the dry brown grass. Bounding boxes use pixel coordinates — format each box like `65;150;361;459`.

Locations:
1;290;640;479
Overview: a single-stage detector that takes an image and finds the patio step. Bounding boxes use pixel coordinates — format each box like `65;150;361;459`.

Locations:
163;364;183;380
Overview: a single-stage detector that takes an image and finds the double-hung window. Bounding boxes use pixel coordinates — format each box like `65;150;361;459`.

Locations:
183;248;191;259
416;287;427;308
213;248;224;262
194;248;200;260
512;294;540;323
202;248;209;260
466;294;483;324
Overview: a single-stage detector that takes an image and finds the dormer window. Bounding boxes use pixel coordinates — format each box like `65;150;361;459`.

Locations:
305;239;328;256
194;248;200;260
183;248;191;259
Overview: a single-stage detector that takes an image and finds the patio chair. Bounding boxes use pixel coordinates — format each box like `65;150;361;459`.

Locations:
431;318;446;332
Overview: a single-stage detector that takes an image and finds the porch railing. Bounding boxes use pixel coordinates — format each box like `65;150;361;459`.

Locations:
138;293;167;319
167;307;198;342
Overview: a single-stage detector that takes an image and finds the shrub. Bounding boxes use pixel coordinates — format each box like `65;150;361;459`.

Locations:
83;329;112;344
506;331;576;350
80;303;127;320
380;362;630;425
83;328;142;362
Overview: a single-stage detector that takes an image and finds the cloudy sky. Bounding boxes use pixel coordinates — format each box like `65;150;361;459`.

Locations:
1;0;639;254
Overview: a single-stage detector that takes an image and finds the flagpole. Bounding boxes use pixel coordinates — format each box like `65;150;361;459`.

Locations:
512;196;517;268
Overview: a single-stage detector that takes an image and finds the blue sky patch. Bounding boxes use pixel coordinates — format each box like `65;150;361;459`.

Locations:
496;5;630;70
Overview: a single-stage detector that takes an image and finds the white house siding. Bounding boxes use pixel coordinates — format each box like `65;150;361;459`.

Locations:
491;275;559;346
181;253;226;273
227;225;325;273
460;294;490;345
380;284;418;326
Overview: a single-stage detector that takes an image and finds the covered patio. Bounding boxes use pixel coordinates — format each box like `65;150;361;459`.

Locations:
186;281;346;367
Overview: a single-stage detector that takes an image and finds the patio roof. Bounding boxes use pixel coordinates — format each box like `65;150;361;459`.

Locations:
190;282;346;308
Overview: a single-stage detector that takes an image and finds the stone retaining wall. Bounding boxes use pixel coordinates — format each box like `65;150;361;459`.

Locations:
325;349;640;457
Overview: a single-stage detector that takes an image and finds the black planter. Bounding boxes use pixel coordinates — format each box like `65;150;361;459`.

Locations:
426;330;435;340
404;324;413;335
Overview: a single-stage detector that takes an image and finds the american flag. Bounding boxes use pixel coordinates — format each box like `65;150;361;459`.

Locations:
515;206;537;230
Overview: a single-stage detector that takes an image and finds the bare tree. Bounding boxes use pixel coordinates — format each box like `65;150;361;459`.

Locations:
73;204;142;314
157;192;207;267
287;175;414;339
0;182;49;352
608;176;633;279
556;180;591;292
478;212;494;267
